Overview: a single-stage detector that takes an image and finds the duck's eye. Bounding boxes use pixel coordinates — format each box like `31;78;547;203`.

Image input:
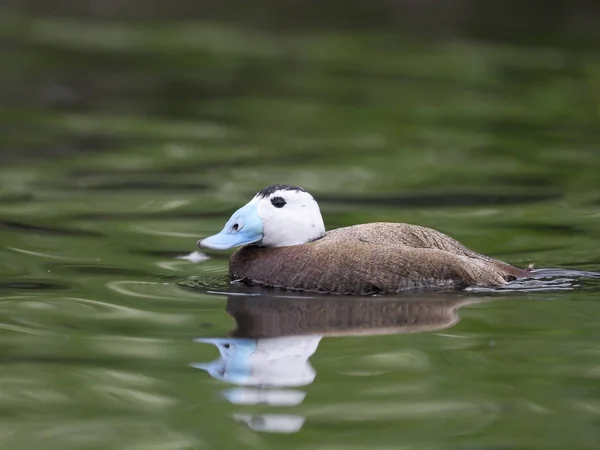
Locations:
231;223;239;232
271;196;286;208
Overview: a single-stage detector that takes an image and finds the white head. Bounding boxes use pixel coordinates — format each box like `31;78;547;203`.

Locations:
198;184;326;249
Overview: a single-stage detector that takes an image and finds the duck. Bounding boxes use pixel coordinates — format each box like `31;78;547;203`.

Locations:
198;184;530;295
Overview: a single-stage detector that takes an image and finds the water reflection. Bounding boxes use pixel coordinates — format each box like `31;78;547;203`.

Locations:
192;292;476;433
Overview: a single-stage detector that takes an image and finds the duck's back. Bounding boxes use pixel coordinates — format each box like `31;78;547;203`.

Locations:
324;223;488;256
229;222;528;294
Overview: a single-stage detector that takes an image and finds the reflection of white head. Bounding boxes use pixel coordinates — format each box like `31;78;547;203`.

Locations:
233;414;306;434
199;184;326;249
192;335;322;387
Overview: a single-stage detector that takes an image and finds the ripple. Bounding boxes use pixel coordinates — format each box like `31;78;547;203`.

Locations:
0;279;69;291
48;263;151;277
0;295;193;336
0;322;53;335
307;400;497;421
6;246;75;260
51;368;179;413
107;279;209;301
361;349;431;371
61;297;192;324
130;224;199;238
91;385;178;411
530;268;600;279
0;219;102;237
468;268;600;293
0;295;115;315
92;336;178;359
0;419;200;449
176;275;232;293
76;368;165;387
0;374;72;408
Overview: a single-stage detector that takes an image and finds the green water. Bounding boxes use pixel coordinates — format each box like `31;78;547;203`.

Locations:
2;7;600;450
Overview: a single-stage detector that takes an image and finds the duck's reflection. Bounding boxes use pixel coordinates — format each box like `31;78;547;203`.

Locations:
192;292;475;433
192;334;319;432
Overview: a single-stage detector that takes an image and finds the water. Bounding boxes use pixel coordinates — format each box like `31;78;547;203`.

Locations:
2;4;600;449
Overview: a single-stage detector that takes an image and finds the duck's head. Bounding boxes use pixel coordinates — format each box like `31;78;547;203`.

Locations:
198;184;326;250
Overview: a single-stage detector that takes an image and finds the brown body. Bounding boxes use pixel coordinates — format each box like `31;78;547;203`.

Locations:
229;222;529;295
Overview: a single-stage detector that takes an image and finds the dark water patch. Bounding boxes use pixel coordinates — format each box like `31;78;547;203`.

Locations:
0;193;36;204
448;116;599;139
486;173;558;188
13;0;600;47
0;220;103;237
66;164;261;182
0;279;70;291
66;149;338;179
139;250;195;259
492;246;566;257
559;259;600;268
0;132;118;164
67;169;138;179
116;153;329;175
73;210;230;221
59;55;511;113
143;71;498;113
0;354;183;370
317;192;560;208
53;180;210;192
492;222;582;235
324;64;499;89
160;154;317;174
141;73;396;118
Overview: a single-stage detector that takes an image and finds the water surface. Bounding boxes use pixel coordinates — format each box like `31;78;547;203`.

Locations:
2;6;600;450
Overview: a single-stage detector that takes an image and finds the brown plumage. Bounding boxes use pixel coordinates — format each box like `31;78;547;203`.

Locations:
229;223;529;295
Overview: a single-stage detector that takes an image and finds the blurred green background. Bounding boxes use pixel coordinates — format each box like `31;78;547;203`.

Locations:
1;1;600;449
